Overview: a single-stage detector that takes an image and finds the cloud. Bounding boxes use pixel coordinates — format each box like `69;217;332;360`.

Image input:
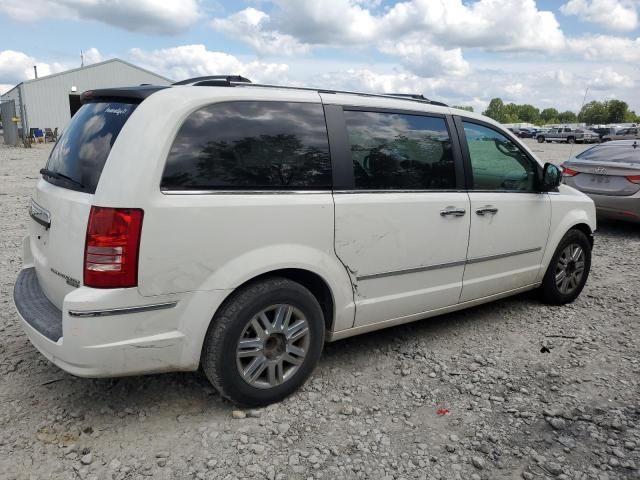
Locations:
128;44;289;84
561;0;638;32
0;50;68;85
0;0;201;34
211;8;310;56
566;34;640;62
379;38;470;77
0;48;104;88
82;48;104;65
0;84;14;95
211;0;565;78
588;67;635;89
219;0;566;51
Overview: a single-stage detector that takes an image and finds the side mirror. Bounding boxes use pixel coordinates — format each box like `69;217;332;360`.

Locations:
542;163;562;190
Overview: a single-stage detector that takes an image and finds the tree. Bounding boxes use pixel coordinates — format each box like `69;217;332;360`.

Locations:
624;110;640;123
540;108;559;123
518;104;540;124
606;100;629;124
557;111;577;123
452;105;474;112
578;101;607;124
483;98;505;122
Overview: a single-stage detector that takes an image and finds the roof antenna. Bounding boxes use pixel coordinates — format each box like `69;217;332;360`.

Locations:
569;86;589;161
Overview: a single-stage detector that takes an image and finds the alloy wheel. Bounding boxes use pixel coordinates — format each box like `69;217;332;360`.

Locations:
236;304;310;389
555;243;585;295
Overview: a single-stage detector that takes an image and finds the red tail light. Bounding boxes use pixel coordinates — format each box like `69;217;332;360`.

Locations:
625;175;640;184
562;167;579;177
84;207;144;288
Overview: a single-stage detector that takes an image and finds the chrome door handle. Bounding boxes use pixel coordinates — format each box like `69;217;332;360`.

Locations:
475;206;499;215
440;207;466;217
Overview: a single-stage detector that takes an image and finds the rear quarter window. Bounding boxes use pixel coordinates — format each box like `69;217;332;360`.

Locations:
161;101;332;190
44;102;137;193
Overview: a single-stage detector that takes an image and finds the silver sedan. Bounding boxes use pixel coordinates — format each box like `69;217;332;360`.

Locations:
561;140;640;223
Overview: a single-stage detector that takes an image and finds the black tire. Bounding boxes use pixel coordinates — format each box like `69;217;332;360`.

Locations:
537;136;545;143
540;229;591;305
201;277;325;407
567;136;575;144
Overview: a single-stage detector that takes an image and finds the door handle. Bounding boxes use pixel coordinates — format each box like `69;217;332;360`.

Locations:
440;207;466;217
475;205;499;215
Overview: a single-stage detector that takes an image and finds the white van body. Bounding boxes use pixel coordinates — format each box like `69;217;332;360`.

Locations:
14;80;596;405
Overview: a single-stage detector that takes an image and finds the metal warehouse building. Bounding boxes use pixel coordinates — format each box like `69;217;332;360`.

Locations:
1;59;171;144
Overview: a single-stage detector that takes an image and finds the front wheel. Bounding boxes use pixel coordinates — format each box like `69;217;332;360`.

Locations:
201;277;325;407
537;136;545;143
567;137;575;144
540;229;592;305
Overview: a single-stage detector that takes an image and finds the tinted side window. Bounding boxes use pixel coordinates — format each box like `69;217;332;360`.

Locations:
463;122;537;191
162;102;331;190
343;111;456;190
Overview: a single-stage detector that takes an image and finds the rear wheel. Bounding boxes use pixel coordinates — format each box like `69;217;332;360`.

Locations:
540;229;591;305
201;277;325;407
537;136;545;143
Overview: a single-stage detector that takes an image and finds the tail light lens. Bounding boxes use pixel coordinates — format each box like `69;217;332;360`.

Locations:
625;175;640;184
562;167;579;177
84;207;144;288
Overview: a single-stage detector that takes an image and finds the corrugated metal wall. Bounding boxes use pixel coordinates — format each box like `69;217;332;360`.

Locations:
16;60;171;133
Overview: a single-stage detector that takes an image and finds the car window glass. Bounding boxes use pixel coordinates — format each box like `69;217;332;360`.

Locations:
343;111;456;190
162;102;331;190
463;122;537;191
44;102;137;193
576;144;640;163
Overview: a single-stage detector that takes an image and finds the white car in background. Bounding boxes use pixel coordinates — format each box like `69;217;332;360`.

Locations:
14;76;596;406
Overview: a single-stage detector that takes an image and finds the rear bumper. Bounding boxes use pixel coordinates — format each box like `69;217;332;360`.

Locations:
14;268;63;342
13;261;230;378
588;192;640;223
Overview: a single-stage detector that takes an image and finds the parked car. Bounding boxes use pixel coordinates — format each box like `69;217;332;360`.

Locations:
561;140;640;223
517;128;538;138
13;77;596;406
590;126;616;141
603;127;639;142
537;127;599;144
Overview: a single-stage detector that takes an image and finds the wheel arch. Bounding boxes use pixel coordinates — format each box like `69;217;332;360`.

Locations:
570;222;594;247
226;268;337;333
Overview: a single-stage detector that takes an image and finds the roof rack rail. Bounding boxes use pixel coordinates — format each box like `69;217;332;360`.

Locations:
172;75;252;87
225;81;449;107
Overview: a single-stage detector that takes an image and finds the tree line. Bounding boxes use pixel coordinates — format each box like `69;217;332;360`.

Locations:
469;98;640;126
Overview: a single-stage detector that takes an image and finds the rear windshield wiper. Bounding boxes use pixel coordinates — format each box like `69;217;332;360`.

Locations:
40;168;85;189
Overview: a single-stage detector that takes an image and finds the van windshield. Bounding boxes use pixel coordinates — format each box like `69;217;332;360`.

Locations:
43;101;137;193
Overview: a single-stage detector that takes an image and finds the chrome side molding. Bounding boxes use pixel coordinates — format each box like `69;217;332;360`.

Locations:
356;247;542;281
68;301;178;318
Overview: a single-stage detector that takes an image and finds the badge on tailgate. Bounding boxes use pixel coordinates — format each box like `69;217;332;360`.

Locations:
30;199;51;230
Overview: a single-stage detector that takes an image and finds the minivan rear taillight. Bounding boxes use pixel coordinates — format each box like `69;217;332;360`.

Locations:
84;207;144;288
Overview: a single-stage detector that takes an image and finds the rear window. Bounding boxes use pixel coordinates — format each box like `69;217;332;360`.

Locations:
161;101;331;190
44;102;137;193
577;144;640;163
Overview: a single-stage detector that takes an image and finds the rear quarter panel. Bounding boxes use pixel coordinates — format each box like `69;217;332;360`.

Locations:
92;87;356;332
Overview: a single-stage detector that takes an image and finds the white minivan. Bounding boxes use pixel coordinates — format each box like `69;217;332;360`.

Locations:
14;77;596;406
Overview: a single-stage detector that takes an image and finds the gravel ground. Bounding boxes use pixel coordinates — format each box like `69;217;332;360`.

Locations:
1;140;639;480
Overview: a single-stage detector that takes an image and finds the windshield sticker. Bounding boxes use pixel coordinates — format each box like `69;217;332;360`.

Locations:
104;107;129;116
